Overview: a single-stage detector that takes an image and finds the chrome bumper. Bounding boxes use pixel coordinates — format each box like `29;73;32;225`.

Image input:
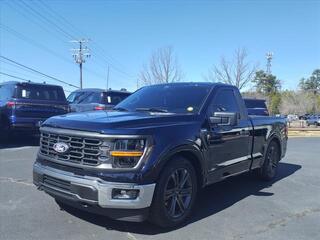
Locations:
33;162;156;209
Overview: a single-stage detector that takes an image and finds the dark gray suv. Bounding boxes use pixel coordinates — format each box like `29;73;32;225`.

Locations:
67;88;131;112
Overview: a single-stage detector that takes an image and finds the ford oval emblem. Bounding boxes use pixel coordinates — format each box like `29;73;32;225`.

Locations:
53;142;69;154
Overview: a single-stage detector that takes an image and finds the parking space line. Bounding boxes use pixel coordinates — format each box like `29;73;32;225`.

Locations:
127;233;138;240
0;177;34;187
0;146;35;152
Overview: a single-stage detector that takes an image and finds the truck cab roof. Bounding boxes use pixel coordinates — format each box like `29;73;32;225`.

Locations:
0;81;63;88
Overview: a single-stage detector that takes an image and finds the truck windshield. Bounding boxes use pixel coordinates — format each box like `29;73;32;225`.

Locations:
115;84;211;114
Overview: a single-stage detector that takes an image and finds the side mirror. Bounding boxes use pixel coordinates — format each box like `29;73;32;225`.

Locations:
209;112;238;126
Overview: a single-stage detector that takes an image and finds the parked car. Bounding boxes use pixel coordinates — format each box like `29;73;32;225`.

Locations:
299;114;310;120
33;82;288;227
0;81;69;140
306;115;320;126
67;88;131;112
243;98;269;116
287;114;299;122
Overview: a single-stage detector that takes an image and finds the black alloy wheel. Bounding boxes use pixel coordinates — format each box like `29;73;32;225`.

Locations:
164;168;193;219
150;156;197;228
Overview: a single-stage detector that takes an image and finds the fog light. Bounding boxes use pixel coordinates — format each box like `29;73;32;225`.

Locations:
112;189;139;200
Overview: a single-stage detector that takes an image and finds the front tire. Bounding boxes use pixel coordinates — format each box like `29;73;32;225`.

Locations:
258;141;280;181
150;156;198;228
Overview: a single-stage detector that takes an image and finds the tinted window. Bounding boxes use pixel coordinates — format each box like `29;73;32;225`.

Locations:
14;85;66;101
102;92;131;105
0;85;13;100
79;92;102;104
0;85;5;100
244;99;267;108
211;89;240;113
67;91;87;104
116;84;211;113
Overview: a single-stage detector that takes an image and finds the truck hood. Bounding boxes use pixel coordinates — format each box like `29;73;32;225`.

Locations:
42;110;201;134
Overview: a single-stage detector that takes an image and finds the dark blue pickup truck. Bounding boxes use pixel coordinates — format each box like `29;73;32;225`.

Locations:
33;82;288;227
0;81;69;140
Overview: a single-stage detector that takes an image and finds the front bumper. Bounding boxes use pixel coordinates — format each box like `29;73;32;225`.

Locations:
33;162;156;219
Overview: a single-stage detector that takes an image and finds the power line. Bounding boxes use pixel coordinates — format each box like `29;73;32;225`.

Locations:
5;1;121;82
1;23;109;82
5;1;69;45
0;66;48;82
4;0;134;84
19;0;76;40
0;56;79;88
0;71;73;93
0;23;73;64
0;72;32;82
37;0;86;38
35;0;134;78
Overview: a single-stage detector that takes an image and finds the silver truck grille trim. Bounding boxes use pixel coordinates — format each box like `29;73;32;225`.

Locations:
40;131;103;166
38;127;153;170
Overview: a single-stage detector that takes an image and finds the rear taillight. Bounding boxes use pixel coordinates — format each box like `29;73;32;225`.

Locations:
6;101;15;108
94;105;106;111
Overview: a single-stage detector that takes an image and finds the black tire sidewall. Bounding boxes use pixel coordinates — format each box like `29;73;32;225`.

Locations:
150;156;198;228
260;141;280;180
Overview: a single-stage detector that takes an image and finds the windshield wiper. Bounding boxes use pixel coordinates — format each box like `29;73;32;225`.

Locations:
113;107;129;112
135;107;168;113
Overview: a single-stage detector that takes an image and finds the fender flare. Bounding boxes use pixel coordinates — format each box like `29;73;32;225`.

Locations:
152;143;207;187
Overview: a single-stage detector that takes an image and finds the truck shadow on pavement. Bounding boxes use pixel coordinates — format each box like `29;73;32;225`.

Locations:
60;162;301;234
0;135;40;149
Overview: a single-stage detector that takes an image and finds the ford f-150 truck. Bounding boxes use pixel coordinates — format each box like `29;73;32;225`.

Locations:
33;82;287;227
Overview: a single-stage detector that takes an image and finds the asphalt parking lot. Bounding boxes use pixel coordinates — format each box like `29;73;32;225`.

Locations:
0;137;319;240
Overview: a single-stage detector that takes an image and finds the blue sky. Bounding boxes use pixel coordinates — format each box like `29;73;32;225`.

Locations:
1;0;319;93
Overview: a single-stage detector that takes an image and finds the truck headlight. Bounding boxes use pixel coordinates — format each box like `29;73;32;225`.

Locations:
111;139;145;168
99;139;147;169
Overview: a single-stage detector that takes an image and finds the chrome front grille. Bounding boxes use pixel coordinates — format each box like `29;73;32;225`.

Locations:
40;131;103;166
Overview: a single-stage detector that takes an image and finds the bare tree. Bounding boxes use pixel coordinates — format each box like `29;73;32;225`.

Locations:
279;91;313;115
205;48;257;90
138;46;183;86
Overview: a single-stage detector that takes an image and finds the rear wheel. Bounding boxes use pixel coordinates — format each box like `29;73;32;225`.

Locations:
258;141;280;181
150;156;198;228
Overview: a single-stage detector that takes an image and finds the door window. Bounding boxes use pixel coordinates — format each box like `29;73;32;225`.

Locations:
210;89;240;113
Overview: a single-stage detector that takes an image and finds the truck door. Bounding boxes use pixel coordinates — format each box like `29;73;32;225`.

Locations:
206;88;252;178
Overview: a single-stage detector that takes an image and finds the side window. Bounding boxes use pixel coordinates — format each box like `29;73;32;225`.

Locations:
0;85;4;100
0;85;12;100
211;89;240;113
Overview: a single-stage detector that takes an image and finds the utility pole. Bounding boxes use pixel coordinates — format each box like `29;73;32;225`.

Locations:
106;65;110;90
266;52;273;74
71;39;90;89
